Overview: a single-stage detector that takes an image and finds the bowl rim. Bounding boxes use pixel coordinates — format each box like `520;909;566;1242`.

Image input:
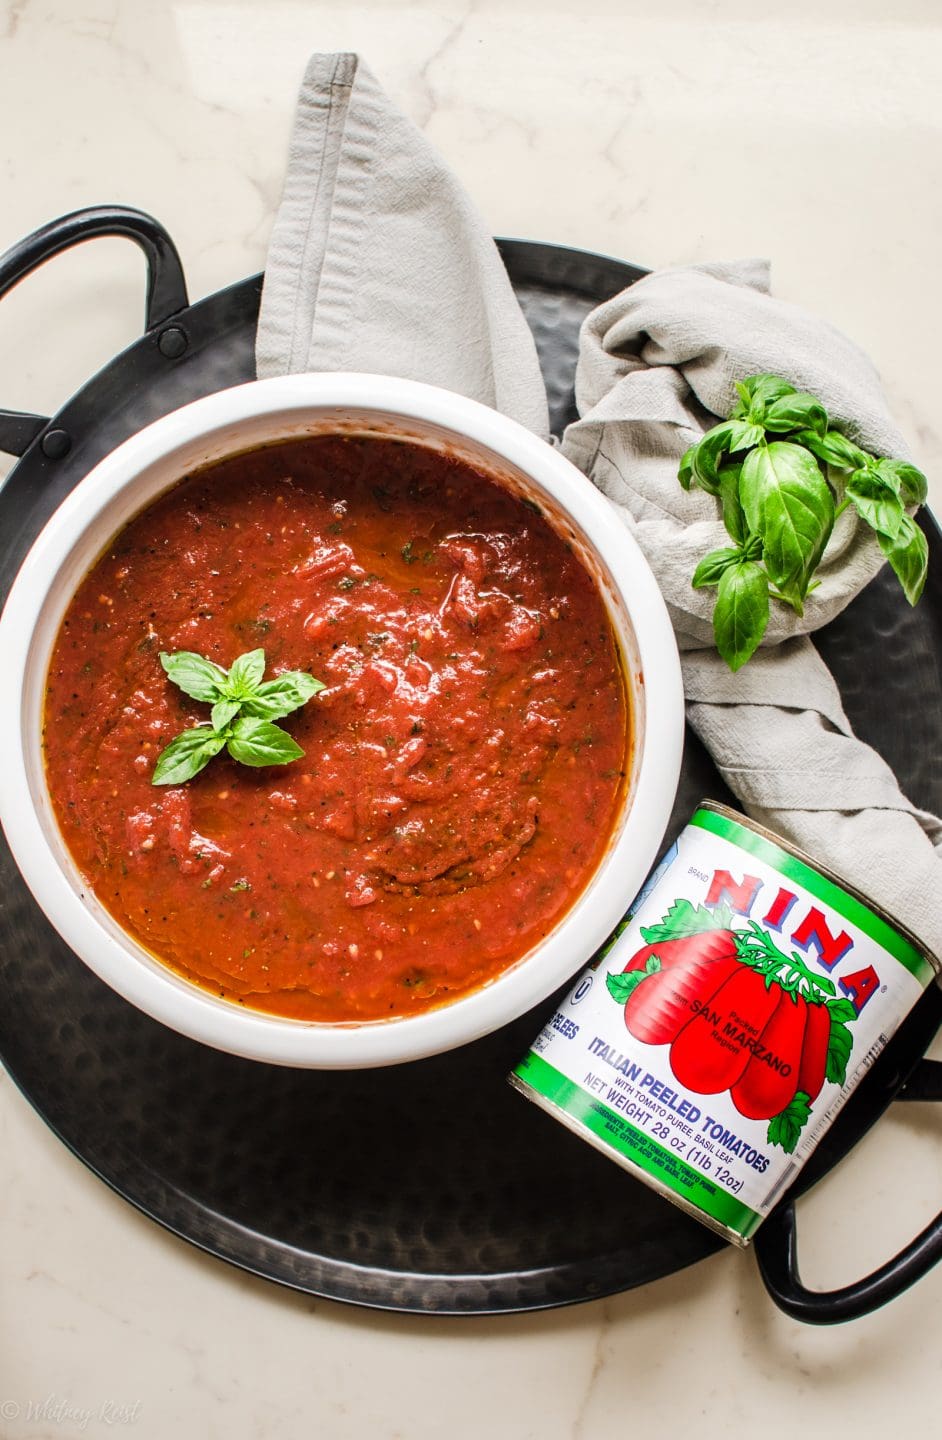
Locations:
0;373;684;1067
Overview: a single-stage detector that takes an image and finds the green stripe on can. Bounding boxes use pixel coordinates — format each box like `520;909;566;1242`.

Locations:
515;1051;762;1239
691;806;935;986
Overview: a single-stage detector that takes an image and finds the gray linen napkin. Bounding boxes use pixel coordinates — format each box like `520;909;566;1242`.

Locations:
562;261;942;960
256;52;548;437
258;54;942;964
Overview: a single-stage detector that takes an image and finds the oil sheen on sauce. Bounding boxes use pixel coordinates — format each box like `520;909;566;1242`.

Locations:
44;435;630;1021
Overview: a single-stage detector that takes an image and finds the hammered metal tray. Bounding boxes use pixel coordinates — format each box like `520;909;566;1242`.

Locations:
0;209;939;1318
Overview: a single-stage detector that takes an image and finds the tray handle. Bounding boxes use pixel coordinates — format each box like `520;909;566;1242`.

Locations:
0;205;189;457
755;1055;942;1323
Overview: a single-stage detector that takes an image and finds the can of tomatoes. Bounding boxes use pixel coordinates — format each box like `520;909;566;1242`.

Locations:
510;800;940;1246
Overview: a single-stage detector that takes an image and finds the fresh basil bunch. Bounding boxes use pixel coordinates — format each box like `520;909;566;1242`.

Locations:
152;647;324;785
679;374;929;670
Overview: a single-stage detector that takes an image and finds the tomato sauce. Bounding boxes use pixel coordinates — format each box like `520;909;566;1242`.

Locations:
45;435;629;1021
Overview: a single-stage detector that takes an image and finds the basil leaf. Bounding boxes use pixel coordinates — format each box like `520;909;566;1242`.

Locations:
160;650;228;703
226;716;305;767
691;424;735;493
872;457;928;506
155;646;322;781
679;375;927;671
863;457;902;497
240;671;326;721
687;417;764;495
152;725;226;786
741;442;834;602
727;420;765;454
878;513;929;606
678;444;697;492
794;428;867;473
730;383;750;420
738;374;796;417
718;464;747;543
713;560;770;671
211;698;241;732
763;392;828;437
896;462;928;507
845;470;905;541
226;648;267;697
691;547;743;589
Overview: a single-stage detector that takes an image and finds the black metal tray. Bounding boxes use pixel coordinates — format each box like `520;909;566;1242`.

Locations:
0;208;939;1321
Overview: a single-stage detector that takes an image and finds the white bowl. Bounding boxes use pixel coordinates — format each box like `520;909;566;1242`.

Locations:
0;374;683;1068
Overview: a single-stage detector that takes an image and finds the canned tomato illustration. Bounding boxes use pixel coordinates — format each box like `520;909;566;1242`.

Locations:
510;801;940;1246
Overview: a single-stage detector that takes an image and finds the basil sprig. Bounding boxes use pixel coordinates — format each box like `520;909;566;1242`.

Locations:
680;374;929;669
151;648;324;785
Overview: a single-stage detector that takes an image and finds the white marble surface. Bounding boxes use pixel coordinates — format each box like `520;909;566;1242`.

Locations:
1;2;941;1436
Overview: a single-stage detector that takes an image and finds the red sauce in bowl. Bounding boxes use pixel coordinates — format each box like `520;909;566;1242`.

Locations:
44;435;629;1021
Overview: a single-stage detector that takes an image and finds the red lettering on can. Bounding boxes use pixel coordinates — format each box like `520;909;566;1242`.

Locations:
705;869;762;917
763;886;799;932
791;906;853;971
838;965;879;1013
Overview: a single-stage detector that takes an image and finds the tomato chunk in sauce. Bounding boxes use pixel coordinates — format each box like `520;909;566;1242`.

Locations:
45;436;629;1021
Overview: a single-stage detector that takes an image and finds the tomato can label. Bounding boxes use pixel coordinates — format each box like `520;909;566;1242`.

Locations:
510;802;939;1246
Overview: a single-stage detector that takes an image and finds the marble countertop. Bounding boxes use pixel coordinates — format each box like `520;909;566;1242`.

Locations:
1;2;941;1436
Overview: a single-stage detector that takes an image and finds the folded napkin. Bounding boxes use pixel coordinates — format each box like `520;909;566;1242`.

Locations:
258;53;942;964
256;52;548;437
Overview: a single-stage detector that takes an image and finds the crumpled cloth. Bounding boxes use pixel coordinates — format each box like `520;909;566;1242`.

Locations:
562;260;942;961
258;53;942;964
